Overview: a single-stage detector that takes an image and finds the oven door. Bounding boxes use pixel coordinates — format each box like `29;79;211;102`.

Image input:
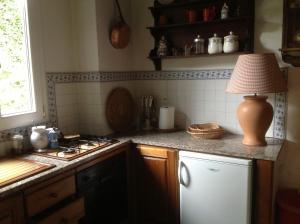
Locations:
77;152;128;224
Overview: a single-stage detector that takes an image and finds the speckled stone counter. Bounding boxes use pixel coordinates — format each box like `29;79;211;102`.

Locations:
120;131;285;161
0;131;285;199
0;140;131;199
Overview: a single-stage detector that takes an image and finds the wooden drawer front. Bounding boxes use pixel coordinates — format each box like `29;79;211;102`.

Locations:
37;198;85;224
26;175;76;217
0;195;24;224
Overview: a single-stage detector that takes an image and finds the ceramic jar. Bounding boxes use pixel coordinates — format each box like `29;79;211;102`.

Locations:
223;31;239;53
30;126;49;151
208;33;222;54
194;35;205;54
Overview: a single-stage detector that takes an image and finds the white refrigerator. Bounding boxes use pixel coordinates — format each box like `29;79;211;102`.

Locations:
179;151;253;224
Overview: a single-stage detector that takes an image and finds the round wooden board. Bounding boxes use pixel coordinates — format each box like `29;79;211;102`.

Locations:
105;87;135;132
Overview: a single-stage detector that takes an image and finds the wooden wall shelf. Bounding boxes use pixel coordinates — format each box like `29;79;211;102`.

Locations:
148;51;252;70
147;0;255;70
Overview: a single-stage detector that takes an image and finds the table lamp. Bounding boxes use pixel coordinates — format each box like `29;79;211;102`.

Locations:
226;53;287;146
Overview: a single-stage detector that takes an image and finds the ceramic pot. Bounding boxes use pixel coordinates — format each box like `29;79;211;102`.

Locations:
208;33;222;54
30;126;49;151
237;95;273;146
203;6;215;22
223;31;239;53
186;10;197;24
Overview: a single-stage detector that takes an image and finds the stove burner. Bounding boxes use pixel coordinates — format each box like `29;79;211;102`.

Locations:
34;135;119;161
59;146;78;154
79;140;97;147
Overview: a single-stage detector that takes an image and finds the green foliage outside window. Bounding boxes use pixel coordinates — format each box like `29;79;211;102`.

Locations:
0;0;33;116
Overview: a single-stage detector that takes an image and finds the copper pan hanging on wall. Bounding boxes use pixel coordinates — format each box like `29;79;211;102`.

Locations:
110;0;131;49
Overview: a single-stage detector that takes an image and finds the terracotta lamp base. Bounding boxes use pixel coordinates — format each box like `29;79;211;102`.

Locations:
237;95;273;146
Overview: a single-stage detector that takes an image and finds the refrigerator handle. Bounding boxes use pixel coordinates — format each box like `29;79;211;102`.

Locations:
178;161;190;187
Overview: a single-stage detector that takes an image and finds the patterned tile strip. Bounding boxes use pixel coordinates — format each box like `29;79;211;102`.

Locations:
0;69;288;142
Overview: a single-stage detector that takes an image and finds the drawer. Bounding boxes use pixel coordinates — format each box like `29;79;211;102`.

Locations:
37;198;85;224
25;175;76;217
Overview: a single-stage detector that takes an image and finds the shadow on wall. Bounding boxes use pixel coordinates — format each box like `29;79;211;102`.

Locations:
254;0;283;57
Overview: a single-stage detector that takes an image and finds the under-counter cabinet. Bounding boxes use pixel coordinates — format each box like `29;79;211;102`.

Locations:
129;144;279;224
0;195;24;224
129;144;179;224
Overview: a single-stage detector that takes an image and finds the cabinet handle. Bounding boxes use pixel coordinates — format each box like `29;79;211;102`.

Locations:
178;161;190;187
49;192;58;198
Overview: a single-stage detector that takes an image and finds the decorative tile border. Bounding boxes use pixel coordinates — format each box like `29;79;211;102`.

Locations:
0;68;288;142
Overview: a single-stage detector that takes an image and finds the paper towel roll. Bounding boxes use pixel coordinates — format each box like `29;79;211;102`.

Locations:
159;106;175;130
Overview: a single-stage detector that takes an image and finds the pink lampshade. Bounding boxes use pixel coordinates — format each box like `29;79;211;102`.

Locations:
226;53;287;94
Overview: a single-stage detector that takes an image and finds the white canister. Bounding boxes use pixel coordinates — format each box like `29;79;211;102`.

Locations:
159;106;175;130
223;31;239;53
208;33;223;54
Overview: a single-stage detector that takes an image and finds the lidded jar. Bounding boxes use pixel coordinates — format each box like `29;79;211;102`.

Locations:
208;33;222;54
194;35;205;54
223;31;239;53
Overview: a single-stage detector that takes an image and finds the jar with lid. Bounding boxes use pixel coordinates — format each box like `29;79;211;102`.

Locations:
11;134;24;155
208;33;222;54
194;35;205;54
223;31;239;53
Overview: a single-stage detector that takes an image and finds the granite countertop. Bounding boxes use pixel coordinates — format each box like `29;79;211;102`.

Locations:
121;131;285;161
0;140;131;199
0;131;285;199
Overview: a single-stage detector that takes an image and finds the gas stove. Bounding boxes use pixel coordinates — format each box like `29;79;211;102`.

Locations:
34;135;119;161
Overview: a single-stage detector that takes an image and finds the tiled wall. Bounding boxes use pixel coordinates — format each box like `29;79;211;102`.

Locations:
51;70;286;138
134;79;276;136
55;81;135;135
0;69;287;153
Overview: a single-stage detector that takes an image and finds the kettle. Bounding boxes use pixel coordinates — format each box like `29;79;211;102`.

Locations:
30;126;49;152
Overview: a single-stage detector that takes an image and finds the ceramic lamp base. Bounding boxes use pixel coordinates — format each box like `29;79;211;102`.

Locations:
237;95;273;146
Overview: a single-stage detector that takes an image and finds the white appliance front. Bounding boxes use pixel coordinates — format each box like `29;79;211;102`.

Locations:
179;151;252;224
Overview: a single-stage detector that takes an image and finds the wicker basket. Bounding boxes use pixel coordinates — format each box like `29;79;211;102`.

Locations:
187;123;225;139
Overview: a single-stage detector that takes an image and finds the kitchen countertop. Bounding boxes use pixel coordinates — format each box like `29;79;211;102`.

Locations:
0;131;285;199
125;131;285;161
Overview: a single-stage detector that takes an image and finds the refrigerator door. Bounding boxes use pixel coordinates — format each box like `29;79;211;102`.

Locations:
179;152;252;224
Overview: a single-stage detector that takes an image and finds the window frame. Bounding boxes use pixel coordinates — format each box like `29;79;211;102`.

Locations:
0;0;48;131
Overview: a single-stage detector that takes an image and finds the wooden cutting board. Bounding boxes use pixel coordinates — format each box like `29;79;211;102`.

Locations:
0;158;54;188
106;87;135;132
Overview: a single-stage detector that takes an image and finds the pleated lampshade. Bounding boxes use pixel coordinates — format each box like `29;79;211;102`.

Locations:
226;53;287;94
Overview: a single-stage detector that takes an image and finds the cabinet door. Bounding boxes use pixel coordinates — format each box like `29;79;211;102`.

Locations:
0;195;24;224
132;145;179;224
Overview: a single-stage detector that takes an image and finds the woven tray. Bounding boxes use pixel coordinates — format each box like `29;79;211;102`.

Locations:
187;130;225;139
189;123;223;133
187;123;225;139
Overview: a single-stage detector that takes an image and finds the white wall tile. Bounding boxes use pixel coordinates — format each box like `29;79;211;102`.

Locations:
55;79;276;137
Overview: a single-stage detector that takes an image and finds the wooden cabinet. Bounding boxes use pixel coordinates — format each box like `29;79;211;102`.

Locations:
281;0;300;66
37;198;84;224
0;195;24;224
129;144;179;224
25;172;76;217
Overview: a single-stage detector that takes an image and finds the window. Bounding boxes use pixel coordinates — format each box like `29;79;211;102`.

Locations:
0;0;47;130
